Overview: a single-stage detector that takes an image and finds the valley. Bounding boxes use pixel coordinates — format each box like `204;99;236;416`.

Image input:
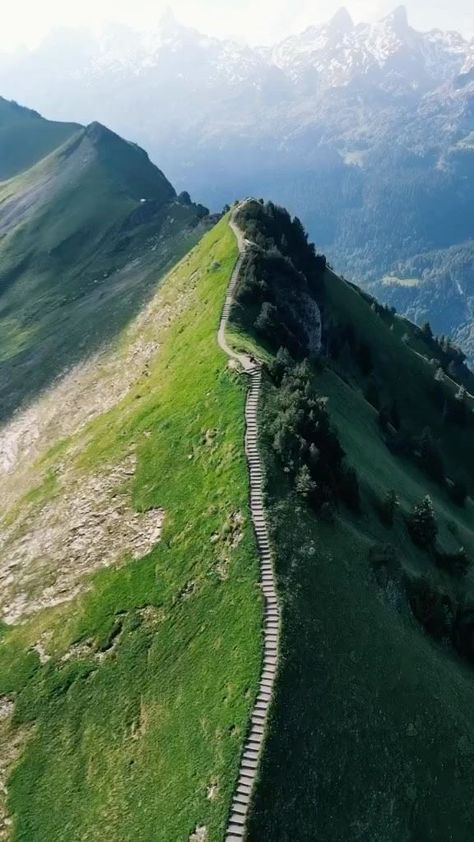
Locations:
1;6;472;361
1;69;473;839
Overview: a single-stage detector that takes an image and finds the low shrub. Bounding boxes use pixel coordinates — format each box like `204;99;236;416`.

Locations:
406;576;454;641
434;545;470;578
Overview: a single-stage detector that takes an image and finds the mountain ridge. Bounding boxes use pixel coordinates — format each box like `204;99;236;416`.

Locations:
2;14;473;360
0;96;80;180
0;168;474;839
0;98;208;424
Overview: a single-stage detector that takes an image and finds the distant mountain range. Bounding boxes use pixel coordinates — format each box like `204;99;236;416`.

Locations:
1;6;473;357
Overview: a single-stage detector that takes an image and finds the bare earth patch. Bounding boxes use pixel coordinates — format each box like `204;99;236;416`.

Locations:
0;698;14;722
0;261;203;624
0;260;197;511
0;455;164;624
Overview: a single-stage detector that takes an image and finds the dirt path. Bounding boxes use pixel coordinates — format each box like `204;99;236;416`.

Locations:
218;206;280;841
217;214;256;374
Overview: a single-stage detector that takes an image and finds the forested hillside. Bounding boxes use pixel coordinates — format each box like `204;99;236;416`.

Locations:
229;200;474;842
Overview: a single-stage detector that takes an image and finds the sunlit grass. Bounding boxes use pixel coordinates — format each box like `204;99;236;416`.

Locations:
0;218;262;841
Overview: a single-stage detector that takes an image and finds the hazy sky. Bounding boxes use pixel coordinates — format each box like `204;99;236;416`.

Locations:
1;0;472;51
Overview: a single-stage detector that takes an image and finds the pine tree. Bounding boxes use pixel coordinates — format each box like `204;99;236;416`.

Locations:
419;427;444;483
407;495;438;548
421;322;433;342
255;302;278;339
295;465;316;498
269;347;293;385
379;490;399;527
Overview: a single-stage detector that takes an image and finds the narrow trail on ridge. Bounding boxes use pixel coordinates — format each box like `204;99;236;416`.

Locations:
218;206;281;841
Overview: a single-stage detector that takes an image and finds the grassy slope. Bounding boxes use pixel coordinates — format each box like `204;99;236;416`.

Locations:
0;124;200;423
0;218;261;841
240;269;474;841
0;97;79;180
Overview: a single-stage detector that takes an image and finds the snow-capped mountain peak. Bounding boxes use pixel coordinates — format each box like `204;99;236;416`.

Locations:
381;5;410;34
0;5;471;131
269;5;470;89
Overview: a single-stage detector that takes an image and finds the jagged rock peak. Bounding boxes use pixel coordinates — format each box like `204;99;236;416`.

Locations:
159;5;180;31
328;7;355;33
382;5;410;31
85;121;116;144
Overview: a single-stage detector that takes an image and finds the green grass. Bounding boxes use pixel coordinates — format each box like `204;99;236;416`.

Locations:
0;218;262;841
243;269;474;841
4;196;474;842
325;269;474;486
0;121;201;424
0;97;79;180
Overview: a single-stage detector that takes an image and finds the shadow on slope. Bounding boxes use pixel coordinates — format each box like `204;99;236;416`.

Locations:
0;97;79;180
0;116;209;424
230;200;474;842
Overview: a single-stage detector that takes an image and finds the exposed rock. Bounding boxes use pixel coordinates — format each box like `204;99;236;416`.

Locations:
189;827;208;842
206;781;219;801
0;456;164;624
0;698;14;722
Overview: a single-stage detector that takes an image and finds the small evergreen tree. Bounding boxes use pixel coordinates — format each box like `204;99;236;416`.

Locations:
254;301;278;339
295;465;316;498
269;347;294;385
407;576;454;640
407;495;438;548
419;427;445;483
448;360;458;380
421;322;433;343
435;546;470;578
451;385;468;426
379;490;399;527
